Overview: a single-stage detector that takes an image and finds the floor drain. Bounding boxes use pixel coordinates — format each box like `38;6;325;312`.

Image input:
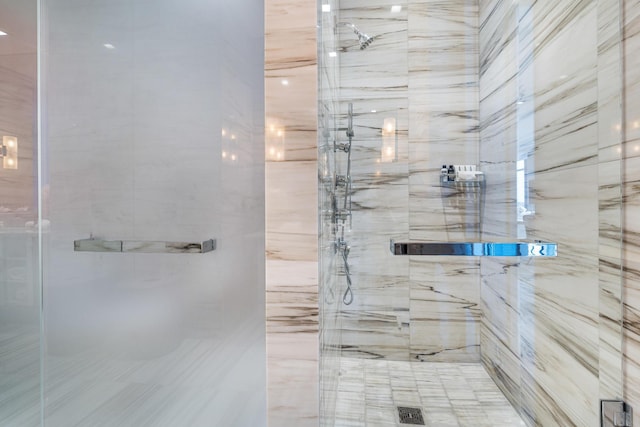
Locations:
398;407;425;425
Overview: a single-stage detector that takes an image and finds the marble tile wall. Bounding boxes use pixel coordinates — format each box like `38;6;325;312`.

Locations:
598;0;624;404
333;359;525;426
623;0;640;415
408;0;481;363
336;0;411;361
479;0;625;426
265;0;319;425
335;0;481;362
326;0;632;426
477;0;526;412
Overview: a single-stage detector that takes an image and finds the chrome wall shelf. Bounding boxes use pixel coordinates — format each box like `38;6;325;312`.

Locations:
390;240;557;257
74;238;217;254
439;174;485;188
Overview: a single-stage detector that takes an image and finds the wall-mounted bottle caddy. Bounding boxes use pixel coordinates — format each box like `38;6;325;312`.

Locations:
439;164;485;237
440;164;485;187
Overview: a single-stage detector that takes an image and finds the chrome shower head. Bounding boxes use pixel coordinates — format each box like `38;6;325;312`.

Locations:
357;32;374;50
341;22;375;50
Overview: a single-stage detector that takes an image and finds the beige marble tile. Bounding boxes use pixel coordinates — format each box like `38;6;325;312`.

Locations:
265;0;319;425
266;0;318;162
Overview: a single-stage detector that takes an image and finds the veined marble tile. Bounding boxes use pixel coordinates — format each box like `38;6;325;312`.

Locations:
334;359;524;427
518;275;599;425
268;333;319;427
480;326;522;412
321;1;629;426
623;257;640;413
267;161;318;262
480;258;521;353
623;5;640;407
529;2;598;174
266;0;317;162
407;0;480;364
599;252;624;399
598;0;624;394
266;0;320;425
339;309;411;360
623;0;640;414
477;0;624;425
622;134;640;410
267;260;318;335
477;1;521;410
410;257;481;363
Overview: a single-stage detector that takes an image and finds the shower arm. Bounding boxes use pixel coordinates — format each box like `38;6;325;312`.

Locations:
339;22;364;41
338;22;375;50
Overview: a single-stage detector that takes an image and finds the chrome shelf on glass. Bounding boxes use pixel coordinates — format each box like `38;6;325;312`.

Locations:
439;173;485;189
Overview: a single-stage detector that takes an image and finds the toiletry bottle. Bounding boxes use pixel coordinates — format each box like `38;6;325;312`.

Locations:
441;165;447;181
447;165;455;182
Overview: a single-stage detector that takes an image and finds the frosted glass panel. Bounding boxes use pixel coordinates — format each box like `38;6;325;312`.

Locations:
42;0;266;425
0;0;41;425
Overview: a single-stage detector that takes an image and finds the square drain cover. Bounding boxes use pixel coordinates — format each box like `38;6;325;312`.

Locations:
398;407;425;425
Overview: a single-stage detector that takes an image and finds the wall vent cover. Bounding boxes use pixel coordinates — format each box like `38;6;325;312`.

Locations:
398;406;425;425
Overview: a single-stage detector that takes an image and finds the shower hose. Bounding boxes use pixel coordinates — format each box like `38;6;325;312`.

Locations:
342;248;353;305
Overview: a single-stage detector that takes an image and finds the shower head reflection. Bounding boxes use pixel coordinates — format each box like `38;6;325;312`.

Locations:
340;22;375;50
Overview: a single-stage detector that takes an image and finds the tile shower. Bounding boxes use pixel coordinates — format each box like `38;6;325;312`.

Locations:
2;0;640;426
319;0;629;426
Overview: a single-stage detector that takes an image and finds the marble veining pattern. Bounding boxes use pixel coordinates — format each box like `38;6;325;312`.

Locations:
333;358;525;427
266;0;319;425
623;0;640;415
597;0;624;404
407;0;481;364
334;0;482;364
479;0;626;426
336;0;411;361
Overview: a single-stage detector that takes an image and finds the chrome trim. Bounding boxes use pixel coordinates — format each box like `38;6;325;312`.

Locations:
601;400;633;427
390;240;557;257
74;238;217;254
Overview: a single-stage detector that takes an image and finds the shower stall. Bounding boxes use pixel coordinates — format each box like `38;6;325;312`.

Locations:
0;0;266;425
319;0;625;426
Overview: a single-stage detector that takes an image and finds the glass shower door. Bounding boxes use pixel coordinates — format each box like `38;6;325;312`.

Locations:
0;1;41;425
318;0;624;426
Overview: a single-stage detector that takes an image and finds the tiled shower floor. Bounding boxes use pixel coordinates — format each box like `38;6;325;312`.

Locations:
334;359;526;427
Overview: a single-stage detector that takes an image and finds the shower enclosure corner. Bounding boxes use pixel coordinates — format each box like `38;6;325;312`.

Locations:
318;0;626;426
